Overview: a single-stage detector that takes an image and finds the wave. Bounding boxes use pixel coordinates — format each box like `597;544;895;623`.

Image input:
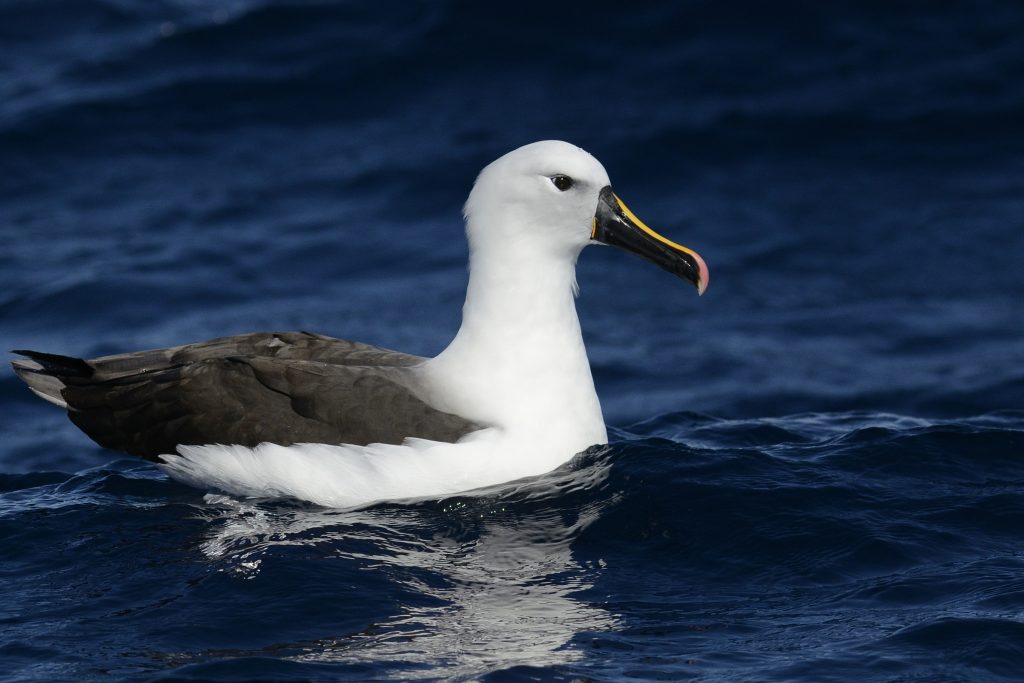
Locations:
3;410;1023;679
3;1;1022;166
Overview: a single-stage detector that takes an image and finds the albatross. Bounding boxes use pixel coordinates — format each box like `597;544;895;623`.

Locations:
12;141;708;507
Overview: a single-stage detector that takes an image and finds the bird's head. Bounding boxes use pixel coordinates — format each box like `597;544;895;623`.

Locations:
464;140;708;295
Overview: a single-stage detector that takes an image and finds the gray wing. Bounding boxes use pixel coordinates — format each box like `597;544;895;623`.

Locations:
12;332;479;461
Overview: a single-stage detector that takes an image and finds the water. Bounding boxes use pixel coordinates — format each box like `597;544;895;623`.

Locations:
2;1;1023;680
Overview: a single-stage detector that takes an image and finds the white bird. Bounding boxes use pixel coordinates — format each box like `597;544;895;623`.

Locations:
12;140;708;507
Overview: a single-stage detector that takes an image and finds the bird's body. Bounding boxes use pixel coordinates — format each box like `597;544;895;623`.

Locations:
13;141;708;507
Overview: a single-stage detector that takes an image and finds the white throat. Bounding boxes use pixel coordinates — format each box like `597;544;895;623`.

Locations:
420;216;607;455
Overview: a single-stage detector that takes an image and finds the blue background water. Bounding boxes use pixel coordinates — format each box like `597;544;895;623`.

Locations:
2;1;1023;680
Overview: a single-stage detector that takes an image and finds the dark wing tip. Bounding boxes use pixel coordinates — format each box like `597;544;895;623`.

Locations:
11;350;94;378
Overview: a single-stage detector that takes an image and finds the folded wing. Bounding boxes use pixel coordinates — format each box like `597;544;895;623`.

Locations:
12;332;479;461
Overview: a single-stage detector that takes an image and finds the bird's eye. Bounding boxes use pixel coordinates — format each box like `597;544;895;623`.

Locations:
550;174;574;191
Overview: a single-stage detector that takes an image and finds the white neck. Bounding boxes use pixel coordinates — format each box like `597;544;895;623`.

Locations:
421;232;607;453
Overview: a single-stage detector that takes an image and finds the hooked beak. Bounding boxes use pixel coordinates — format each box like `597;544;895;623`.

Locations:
591;186;709;295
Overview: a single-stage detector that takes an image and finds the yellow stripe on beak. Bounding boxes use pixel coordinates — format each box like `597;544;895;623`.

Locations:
591;185;709;295
613;194;704;266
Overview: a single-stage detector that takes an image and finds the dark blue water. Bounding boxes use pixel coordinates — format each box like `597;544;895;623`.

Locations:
3;1;1023;680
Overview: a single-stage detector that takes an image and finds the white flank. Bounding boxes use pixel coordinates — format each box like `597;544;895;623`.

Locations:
158;429;571;508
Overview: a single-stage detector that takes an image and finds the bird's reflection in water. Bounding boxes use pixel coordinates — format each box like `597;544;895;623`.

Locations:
193;449;617;676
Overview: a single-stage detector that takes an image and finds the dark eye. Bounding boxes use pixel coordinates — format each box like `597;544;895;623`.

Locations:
550;174;574;191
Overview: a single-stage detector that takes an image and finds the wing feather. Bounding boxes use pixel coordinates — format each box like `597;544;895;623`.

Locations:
13;332;479;461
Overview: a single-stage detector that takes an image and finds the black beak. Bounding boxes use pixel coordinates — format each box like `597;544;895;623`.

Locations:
592;185;709;295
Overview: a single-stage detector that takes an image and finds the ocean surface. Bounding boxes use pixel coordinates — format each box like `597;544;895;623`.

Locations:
2;1;1023;680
